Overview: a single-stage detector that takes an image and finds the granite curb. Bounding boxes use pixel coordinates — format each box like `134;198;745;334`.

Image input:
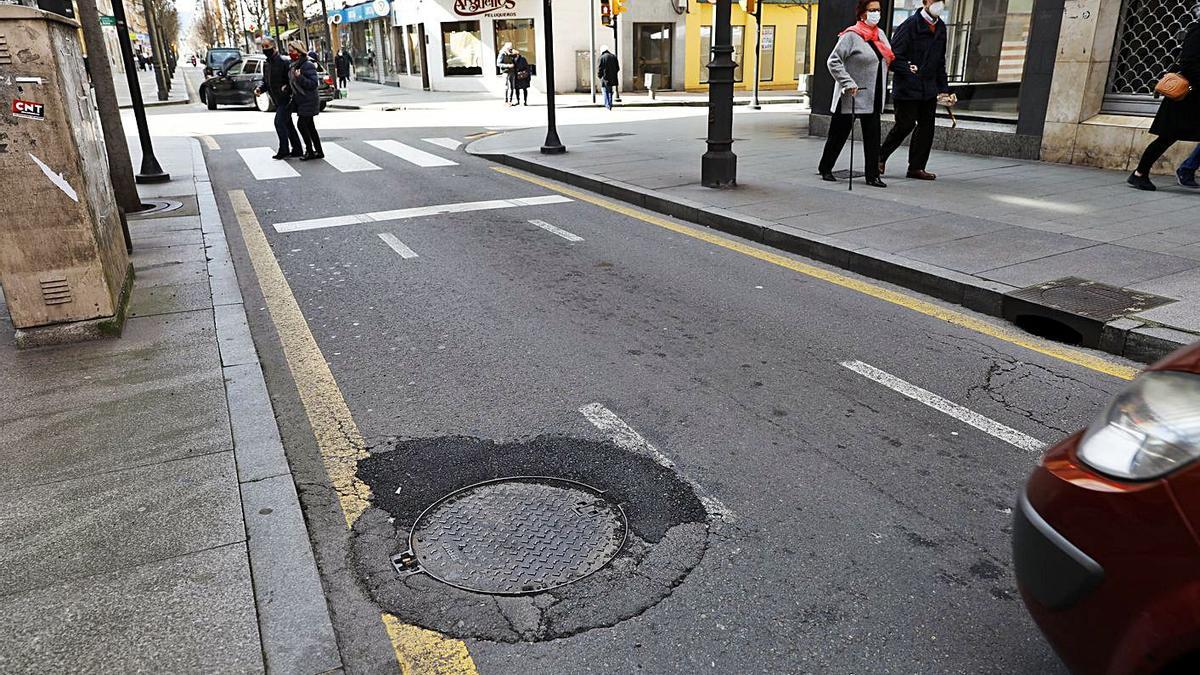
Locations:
190;137;343;674
472;147;1196;365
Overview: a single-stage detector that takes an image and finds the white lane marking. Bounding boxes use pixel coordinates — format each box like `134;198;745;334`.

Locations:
529;219;584;242
237;147;300;180
377;233;418;259
364;139;458;167
422;137;463;151
272;195;573;233
840;360;1046;453
29;153;78;201
321;142;381;173
580;403;737;523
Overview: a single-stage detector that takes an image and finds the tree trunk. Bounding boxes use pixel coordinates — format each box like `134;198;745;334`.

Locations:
76;0;142;215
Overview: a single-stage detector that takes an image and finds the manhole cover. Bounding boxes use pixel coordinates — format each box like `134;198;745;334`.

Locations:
135;199;183;216
396;476;628;595
1008;277;1174;321
831;170;867;179
128;195;200;220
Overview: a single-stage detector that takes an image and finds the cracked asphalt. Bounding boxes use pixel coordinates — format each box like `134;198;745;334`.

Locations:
205;121;1136;673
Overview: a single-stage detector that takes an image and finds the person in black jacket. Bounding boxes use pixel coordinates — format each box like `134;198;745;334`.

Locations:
598;47;619;110
879;0;954;180
335;49;352;89
287;41;324;161
255;38;303;160
1129;11;1200;191
510;49;531;106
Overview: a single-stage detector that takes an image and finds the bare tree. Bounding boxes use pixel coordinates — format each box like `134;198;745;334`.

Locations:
190;2;221;51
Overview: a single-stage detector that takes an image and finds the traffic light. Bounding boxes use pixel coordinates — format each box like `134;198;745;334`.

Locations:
738;0;757;14
600;0;612;26
612;0;627;17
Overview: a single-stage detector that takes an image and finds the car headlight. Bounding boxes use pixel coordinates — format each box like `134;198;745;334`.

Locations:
1077;371;1200;480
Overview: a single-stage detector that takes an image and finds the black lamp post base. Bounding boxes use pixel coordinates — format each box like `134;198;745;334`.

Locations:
136;171;171;184
540;143;566;155
701;151;737;188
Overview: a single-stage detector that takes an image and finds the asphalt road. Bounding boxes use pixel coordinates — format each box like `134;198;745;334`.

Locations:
201;113;1133;674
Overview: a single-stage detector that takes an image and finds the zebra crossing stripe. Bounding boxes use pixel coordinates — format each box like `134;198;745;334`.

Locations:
422;137;463;151
320;142;382;172
272;195;573;233
237;147;300;180
365;140;458;167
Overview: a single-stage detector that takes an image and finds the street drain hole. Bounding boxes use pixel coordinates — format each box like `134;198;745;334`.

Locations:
397;476;628;595
1013;314;1083;346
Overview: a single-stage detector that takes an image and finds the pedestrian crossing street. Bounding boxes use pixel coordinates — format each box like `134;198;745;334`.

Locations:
236;137;459;180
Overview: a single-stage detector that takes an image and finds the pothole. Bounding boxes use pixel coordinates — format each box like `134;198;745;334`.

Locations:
352;435;710;642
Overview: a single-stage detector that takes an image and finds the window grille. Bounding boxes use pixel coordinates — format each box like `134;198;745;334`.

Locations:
1104;0;1197;115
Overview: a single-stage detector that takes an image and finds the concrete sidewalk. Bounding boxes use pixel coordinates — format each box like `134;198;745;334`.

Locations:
330;78;805;110
0;137;339;672
470;112;1200;362
113;63;193;108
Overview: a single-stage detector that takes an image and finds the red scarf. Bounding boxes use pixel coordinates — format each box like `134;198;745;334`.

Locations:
840;21;895;65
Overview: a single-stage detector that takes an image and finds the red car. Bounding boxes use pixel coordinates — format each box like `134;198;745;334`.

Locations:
1015;342;1200;674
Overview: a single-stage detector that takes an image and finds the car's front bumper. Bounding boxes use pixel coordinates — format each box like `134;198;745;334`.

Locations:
1013;489;1104;610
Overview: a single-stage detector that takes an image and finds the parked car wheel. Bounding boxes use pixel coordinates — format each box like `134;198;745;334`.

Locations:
256;91;274;113
319;101;328;112
206;90;217;110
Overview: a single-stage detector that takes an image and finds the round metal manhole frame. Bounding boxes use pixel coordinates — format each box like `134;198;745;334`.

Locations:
136;199;185;216
394;476;629;596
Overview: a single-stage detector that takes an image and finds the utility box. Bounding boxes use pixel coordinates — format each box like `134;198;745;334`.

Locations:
0;5;131;346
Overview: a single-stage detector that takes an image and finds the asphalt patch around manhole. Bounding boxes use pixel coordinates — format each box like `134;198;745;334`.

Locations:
352;435;709;643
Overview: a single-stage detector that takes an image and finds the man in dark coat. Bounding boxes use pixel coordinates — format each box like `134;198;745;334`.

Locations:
879;0;953;180
1129;13;1200;190
254;38;303;160
597;46;619;110
335;48;352;89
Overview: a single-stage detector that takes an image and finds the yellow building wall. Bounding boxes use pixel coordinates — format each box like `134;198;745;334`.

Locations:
684;2;819;92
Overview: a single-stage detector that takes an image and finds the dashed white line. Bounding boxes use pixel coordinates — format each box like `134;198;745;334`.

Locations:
364;139;458;167
422;137;463;151
839;360;1047;453
580;403;736;523
529;219;583;242
377;233;418;259
272;195;573;232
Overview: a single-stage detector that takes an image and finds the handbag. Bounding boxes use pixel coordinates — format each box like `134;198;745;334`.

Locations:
1156;72;1191;101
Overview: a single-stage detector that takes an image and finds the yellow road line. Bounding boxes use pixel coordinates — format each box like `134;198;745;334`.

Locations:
492;165;1141;382
199;135;220;151
229;190;478;675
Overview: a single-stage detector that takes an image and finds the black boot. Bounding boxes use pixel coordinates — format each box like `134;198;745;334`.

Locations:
1127;172;1156;191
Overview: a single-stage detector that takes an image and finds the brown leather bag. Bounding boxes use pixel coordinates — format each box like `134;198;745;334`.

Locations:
1156;72;1192;101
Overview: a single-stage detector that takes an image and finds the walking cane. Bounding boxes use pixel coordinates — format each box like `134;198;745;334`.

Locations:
848;94;856;192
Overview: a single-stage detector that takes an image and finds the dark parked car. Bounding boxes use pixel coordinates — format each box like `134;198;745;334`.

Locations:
202;47;240;78
1014;342;1200;675
200;54;334;112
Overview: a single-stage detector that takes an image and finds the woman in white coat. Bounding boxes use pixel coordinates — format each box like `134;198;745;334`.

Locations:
818;0;893;188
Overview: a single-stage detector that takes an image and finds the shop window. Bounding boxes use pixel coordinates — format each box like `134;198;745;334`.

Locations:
793;24;809;79
407;25;422;75
758;25;775;81
381;23;395;77
494;18;535;75
394;27;408;74
699;25;710;84
732;25;745;83
441;21;482;76
1105;0;1198;115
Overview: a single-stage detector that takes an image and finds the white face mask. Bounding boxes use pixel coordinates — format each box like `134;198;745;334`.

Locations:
865;10;882;25
928;1;946;17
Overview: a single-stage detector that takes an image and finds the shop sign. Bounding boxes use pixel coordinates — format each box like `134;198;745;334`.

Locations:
99;14;115;26
453;0;517;16
328;0;390;24
12;99;45;121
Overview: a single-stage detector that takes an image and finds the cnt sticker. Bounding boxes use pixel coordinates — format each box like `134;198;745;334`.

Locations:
12;99;45;120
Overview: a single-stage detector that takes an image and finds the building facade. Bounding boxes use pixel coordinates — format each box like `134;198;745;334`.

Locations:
683;0;819;93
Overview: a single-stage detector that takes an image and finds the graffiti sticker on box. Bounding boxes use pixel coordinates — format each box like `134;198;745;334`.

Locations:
12;99;45;120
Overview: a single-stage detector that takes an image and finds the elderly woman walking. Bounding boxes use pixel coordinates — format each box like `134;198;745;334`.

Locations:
287;41;324;161
818;0;892;188
1128;4;1200;191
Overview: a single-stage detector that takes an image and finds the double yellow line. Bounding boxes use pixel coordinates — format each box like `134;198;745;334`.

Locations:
229;190;477;675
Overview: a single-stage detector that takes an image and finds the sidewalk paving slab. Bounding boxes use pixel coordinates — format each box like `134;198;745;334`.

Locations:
470;112;1200;362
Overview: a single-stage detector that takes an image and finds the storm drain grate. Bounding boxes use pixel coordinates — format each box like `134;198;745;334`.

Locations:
394;476;627;595
1008;277;1174;322
831;170;866;179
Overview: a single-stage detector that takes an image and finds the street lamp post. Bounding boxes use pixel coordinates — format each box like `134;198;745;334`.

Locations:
702;0;736;187
112;0;170;183
751;0;762;109
540;0;565;154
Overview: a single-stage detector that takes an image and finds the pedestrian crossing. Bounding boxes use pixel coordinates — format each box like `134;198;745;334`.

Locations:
236;138;459;180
